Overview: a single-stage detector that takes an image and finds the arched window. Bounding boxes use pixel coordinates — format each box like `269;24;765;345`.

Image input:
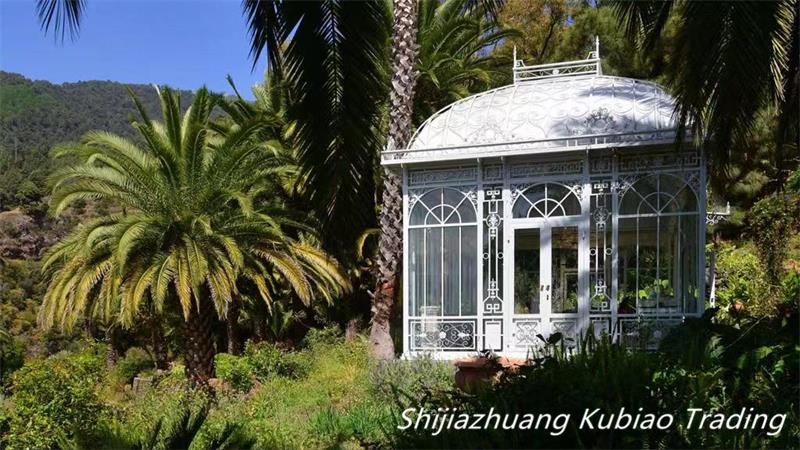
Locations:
408;188;478;317
512;182;581;218
617;174;699;315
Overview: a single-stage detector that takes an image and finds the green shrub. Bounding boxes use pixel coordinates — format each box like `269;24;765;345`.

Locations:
244;341;309;380
392;309;799;449
302;325;343;349
370;355;455;406
112;347;154;385
782;269;800;305
3;345;106;450
214;353;253;392
78;388;253;450
748;192;800;282
0;336;25;387
714;242;774;316
310;402;394;447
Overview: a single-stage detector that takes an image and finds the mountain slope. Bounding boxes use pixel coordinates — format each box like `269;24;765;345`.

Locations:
0;71;193;211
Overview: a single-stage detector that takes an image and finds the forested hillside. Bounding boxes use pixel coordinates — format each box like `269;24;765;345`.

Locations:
0;71;192;211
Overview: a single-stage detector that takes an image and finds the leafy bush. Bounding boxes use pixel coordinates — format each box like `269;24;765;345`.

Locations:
111;347;154;385
70;388;253;450
214;353;253;392
302;325;343;349
713;242;774;316
214;342;311;392
3;345;106;450
370;355;455;406
244;341;309;380
391;308;799;449
0;335;25;387
748;192;800;282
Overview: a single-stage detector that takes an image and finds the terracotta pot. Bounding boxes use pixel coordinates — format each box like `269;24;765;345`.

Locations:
728;302;745;316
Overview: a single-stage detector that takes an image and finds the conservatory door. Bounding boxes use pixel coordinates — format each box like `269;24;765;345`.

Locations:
509;218;582;352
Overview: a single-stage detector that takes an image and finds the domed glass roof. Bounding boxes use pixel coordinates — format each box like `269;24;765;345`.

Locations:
411;75;678;148
383;52;687;165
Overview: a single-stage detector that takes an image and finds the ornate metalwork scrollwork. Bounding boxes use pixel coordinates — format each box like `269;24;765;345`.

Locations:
410;320;476;351
483;186;504;316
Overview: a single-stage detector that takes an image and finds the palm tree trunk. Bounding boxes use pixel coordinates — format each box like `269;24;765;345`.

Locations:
184;296;216;389
369;0;419;359
151;321;169;370
252;305;267;343
226;300;241;355
106;326;123;367
345;318;360;341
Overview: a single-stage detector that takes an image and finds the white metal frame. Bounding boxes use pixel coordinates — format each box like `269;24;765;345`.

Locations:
395;46;707;358
505;216;587;350
400;148;707;359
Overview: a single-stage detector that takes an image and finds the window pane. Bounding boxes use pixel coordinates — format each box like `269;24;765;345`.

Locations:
443;227;460;315
514;229;541;314
513;185;545;218
456;195;477;223
461;225;477;315
620;177;658;215
424;227;442;316
680;215;699;313
658;216;678;313
410;189;441;225
618;218;638;314
551;227;579;313
409;229;425;315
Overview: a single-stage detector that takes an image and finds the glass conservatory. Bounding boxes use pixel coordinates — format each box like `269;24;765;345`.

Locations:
382;43;710;358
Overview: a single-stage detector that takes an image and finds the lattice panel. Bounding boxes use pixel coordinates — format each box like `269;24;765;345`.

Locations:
551;319;579;347
408;167;478;186
409;319;477;351
590;180;613;313
512;318;543;349
482;186;504;316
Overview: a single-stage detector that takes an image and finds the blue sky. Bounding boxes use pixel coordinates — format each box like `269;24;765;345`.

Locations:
0;0;267;98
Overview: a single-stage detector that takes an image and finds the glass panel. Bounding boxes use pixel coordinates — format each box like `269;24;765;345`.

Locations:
680;215;699;313
460;225;477;315
659;174;697;214
442;227;460;315
620;177;658;215
551;227;579;313
409;229;425;315
658;216;678;313
635;217;659;313
410;189;441;225
560;193;582;216
514;229;541;314
618;217;639;314
424;227;442;316
512;185;545;218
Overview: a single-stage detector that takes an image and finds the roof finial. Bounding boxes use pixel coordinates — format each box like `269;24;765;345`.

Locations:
595;36;600;58
594;36;602;75
513;46;518;83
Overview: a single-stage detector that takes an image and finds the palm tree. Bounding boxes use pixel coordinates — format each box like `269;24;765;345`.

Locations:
611;1;799;180
40;87;349;386
34;0;505;359
414;0;518;125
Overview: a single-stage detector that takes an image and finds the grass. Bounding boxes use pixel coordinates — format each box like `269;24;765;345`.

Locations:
242;337;393;448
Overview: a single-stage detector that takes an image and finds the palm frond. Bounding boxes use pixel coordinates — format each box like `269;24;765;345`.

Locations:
36;0;85;41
